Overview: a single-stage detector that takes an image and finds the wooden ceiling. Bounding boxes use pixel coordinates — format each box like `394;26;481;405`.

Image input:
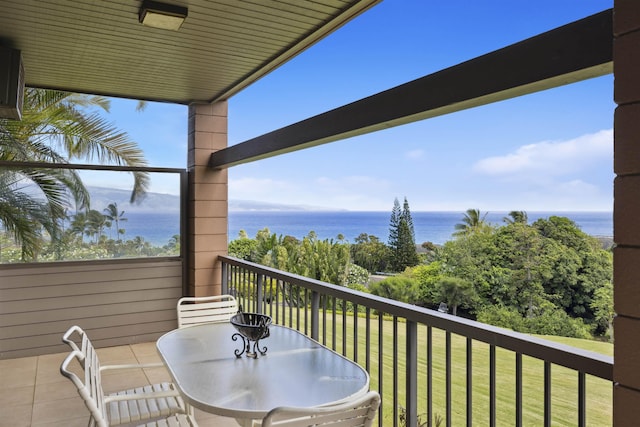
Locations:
0;0;379;104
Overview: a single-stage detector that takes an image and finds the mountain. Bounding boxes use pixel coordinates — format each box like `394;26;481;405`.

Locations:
86;187;338;213
88;187;180;213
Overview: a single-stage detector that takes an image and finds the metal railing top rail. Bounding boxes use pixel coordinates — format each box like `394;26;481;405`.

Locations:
219;255;613;380
0;160;185;174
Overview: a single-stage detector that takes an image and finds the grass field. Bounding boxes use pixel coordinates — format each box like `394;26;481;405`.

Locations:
272;307;613;426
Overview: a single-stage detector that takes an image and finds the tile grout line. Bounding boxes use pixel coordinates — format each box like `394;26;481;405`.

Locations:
30;355;41;426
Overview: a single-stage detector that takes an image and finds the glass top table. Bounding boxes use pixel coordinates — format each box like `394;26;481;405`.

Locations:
156;322;370;420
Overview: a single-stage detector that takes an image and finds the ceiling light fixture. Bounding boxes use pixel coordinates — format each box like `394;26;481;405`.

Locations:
139;0;188;31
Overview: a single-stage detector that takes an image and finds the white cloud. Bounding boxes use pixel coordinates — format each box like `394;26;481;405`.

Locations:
229;175;393;209
473;129;612;177
315;175;390;189
405;149;424;160
230;177;296;199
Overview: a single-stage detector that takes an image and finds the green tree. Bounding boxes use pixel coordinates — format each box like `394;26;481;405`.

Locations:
388;197;419;272
388;198;401;250
402;197;415;239
0;89;149;260
503;210;528;224
237;229;352;287
69;211;88;244
163;235;180;254
369;276;421;304
103;202;127;241
350;233;391;273
493;223;554;316
436;276;476;316
228;230;258;260
437;228;503;304
533;216;612;323
591;281;614;340
409;261;445;306
85;209;108;243
345;263;370;287
453;208;490;236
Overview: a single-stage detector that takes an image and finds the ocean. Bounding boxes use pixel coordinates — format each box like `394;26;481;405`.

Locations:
122;211;613;247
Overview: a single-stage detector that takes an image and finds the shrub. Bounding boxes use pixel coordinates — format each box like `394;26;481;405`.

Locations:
477;305;592;339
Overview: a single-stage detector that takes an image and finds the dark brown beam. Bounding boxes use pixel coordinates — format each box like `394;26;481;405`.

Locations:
210;9;612;169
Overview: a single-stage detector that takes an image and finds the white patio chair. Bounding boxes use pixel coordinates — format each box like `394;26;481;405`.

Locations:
61;350;198;427
177;294;238;328
62;325;187;425
256;391;381;427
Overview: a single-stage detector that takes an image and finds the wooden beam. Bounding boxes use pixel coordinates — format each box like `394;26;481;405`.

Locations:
210;9;612;169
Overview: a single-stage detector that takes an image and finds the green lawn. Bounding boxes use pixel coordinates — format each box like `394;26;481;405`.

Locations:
278;308;613;426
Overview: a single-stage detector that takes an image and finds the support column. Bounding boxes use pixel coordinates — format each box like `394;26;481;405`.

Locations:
187;102;228;297
613;0;640;424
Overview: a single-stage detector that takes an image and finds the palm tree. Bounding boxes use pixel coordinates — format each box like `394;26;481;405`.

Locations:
503;210;528;224
85;209;108;243
453;208;489;236
103;202;127;241
0;89;149;259
69;212;88;244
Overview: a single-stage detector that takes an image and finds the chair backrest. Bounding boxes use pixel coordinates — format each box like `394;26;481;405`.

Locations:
260;391;381;427
177;294;238;328
62;325;92;363
61;349;109;427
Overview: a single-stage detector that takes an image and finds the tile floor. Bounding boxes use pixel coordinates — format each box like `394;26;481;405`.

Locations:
0;342;238;427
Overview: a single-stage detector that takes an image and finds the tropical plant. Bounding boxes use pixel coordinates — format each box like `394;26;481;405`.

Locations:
350;233;391;273
103;202;127;241
369;276;421;304
503;210;528;224
435;276;476;316
453;208;490;236
84;209;109;243
591;281;614;340
0;88;149;260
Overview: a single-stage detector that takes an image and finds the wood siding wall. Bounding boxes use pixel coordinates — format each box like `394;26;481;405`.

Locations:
614;0;640;423
0;259;183;360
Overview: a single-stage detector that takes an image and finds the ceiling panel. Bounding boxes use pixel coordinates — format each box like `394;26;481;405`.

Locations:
0;0;379;104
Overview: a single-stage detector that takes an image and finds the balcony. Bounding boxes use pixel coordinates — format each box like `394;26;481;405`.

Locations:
0;255;612;426
0;1;636;423
219;256;613;427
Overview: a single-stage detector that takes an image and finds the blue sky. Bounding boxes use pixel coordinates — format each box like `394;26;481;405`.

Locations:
92;0;614;212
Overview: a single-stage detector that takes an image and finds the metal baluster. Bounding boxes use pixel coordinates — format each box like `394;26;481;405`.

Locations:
393;317;398;427
366;308;371;373
378;313;384;427
354;304;359;362
342;299;347;356
322;294;327;346
516;353;522;427
427;326;432;427
446;331;451;427
288;282;293;328
578;371;586;427
407;321;418;427
466;337;472;427
311;290;319;341
304;288;309;335
275;280;280;324
255;274;263;314
332;296;337;351
490;345;496;427
544;362;551;427
221;261;228;294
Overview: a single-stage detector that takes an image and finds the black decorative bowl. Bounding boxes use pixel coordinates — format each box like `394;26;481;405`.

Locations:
230;312;271;342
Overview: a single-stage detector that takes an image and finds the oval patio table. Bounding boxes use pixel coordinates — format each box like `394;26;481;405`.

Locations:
156;322;370;424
